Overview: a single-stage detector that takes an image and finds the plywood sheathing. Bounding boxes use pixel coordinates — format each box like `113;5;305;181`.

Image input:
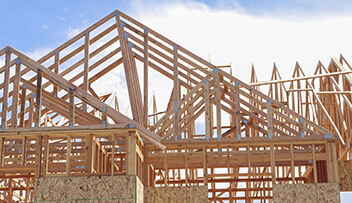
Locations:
338;160;352;191
273;183;340;203
34;175;143;202
144;186;208;203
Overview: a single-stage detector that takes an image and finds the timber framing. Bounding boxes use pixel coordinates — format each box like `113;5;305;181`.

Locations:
0;9;348;202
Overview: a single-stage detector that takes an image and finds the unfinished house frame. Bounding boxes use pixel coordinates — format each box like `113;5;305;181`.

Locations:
0;9;350;202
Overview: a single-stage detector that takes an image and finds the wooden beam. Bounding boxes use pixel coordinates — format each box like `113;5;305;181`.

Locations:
35;68;42;129
21;136;26;166
143;28;149;127
111;134;115;175
82;31;90;113
42;135;49;176
10;48;164;148
1;48;11;129
235;81;241;139
69;88;75;127
19;86;27;127
0;137;4;167
312;143;318;183
173;45;180;140
205;77;211;140
142;146;149;186
114;12;144;125
267;99;273;138
28;94;34;128
203;146;208;184
11;59;21;128
66;134;71;175
85;134;93;173
53;50;59;96
290;144;295;182
215;71;221;140
270;144;276;183
35;135;42;177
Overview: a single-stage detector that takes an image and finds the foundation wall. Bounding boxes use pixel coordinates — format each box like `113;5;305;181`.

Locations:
144;186;208;203
34;175;143;202
273;183;340;203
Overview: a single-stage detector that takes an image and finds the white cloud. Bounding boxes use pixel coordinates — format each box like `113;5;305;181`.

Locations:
131;2;352;82
26;47;54;61
63;6;69;13
67;27;82;38
58;16;66;22
42;25;48;29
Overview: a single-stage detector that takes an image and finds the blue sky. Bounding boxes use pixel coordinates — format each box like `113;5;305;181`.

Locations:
1;0;352;201
2;0;352;52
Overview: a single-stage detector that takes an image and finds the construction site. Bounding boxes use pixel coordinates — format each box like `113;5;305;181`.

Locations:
0;9;351;202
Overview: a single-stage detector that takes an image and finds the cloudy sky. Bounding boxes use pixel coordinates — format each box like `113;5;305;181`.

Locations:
1;0;351;201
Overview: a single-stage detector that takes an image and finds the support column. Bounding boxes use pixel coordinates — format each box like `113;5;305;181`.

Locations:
127;131;137;175
35;135;42;177
35;68;43;129
11;58;21;128
142;146;150;186
85;134;93;173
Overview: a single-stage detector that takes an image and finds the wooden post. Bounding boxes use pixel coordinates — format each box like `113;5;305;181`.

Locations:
85;134;93;173
21;136;26;166
329;141;338;183
102;106;107;126
83;31;90;113
25;177;29;203
267;99;273;138
247;145;251;173
205;78;211;140
11;58;21;128
203;146;208;185
111;134;115;175
235;81;241;139
312;143;318;183
164;151;168;186
127;131;137;175
0;137;4;167
69;87;75;128
142;146;149;186
290;144;295;182
19;86;27;127
66;134;71;175
185;147;189;185
42;135;49;176
28;94;35;128
174;45;179;140
215;70;221;140
326;142;338;183
1;47;11;130
35;135;42;177
270;144;276;183
8;178;13;202
53;50;59;96
35;68;43;129
143;28;149;127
